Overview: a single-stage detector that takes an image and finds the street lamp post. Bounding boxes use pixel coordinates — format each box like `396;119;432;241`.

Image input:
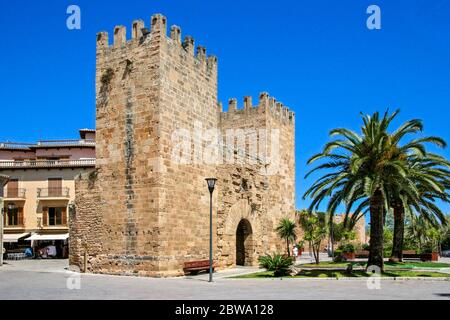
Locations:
205;178;217;283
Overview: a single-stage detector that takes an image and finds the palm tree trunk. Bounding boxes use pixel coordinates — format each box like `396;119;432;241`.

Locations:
286;239;290;257
329;217;334;258
368;189;385;272
390;202;404;262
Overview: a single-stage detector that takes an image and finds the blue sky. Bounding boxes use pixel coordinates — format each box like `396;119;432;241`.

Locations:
1;0;449;212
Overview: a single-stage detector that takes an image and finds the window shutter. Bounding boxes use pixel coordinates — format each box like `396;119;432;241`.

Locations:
8;179;18;198
48;178;62;197
18;207;24;226
3;211;6;226
62;207;67;225
42;207;48;226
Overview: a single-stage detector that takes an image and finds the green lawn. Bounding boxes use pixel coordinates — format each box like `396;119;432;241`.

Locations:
234;270;450;279
300;261;450;269
301;262;365;268
385;261;450;269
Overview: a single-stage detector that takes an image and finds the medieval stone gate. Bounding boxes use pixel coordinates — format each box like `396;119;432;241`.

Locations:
69;13;295;277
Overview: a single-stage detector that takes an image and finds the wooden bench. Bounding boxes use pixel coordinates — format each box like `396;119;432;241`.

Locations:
402;250;438;262
352;250;437;262
402;250;419;259
354;250;437;261
183;260;214;275
355;250;369;258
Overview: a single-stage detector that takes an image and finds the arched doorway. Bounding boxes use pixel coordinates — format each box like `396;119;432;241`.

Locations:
236;219;253;266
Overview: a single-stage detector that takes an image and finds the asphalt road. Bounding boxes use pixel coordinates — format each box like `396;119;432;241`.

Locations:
1;259;449;300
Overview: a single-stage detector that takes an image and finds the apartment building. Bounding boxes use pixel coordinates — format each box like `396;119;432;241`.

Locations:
0;129;95;257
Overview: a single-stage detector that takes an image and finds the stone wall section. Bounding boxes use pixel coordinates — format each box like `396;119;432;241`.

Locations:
216;94;295;268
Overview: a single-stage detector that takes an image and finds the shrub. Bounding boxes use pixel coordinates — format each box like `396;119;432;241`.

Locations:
338;243;355;253
442;233;450;251
333;249;344;262
420;241;439;254
258;254;294;277
362;243;370;251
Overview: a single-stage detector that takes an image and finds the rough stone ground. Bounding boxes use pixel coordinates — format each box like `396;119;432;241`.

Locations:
1;259;450;300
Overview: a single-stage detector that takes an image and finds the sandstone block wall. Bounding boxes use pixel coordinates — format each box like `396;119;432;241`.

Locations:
69;171;102;269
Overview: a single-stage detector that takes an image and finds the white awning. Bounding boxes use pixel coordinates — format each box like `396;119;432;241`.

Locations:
24;233;69;241
3;233;30;243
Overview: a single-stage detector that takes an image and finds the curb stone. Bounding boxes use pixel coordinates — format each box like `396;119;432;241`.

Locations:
228;277;450;281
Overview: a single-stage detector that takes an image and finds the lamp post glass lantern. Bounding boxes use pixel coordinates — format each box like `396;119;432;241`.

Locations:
205;178;217;282
206;178;217;192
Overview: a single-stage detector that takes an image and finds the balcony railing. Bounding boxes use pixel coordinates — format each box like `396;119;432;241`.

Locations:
0;142;35;150
0;139;95;149
37;187;70;198
36;139;95;147
0;159;95;169
5;188;26;199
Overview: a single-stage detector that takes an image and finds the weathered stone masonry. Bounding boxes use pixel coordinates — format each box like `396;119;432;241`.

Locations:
70;14;296;277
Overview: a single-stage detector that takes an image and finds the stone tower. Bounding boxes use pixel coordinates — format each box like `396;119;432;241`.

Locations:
70;14;295;277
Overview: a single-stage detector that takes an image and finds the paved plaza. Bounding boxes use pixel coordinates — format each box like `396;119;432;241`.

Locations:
0;259;450;300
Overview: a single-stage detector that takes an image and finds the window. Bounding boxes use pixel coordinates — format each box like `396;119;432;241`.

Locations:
48;208;63;226
5;206;23;226
7;207;19;226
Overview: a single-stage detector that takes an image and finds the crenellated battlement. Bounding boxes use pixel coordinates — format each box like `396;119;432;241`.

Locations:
96;13;217;73
221;92;295;126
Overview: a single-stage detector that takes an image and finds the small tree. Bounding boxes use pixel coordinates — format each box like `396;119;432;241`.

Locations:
298;210;327;264
275;218;297;257
332;222;356;245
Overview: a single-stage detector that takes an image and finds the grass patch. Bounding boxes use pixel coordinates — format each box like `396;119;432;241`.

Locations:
301;262;365;268
236;271;275;278
300;261;450;270
233;270;450;279
297;270;450;278
385;261;450;269
296;270;369;278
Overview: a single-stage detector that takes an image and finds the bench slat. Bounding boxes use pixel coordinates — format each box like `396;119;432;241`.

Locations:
184;267;215;271
183;260;215;274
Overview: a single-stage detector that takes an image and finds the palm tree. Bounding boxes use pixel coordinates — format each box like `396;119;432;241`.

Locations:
368;117;450;262
338;153;450;261
304;110;431;271
276;218;297;257
390;153;449;261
